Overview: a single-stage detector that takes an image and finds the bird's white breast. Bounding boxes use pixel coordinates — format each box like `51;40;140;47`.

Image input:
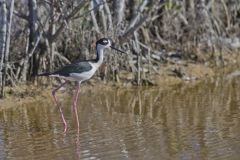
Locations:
69;62;99;82
50;62;101;82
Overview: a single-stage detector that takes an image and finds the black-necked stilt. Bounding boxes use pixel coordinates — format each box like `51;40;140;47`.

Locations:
38;38;125;132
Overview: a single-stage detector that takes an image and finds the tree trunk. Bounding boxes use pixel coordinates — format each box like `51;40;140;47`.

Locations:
0;0;7;97
0;0;14;97
49;0;56;71
114;0;125;25
90;0;100;33
22;0;39;81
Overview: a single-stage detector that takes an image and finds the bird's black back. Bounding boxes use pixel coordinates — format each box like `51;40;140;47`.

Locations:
51;61;93;77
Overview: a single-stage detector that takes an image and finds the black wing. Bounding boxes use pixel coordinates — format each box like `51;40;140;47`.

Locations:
52;61;92;77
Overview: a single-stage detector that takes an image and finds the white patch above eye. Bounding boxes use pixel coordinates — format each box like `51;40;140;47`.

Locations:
103;40;108;43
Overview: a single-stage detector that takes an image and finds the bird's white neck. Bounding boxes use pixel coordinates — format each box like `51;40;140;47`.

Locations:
94;45;105;67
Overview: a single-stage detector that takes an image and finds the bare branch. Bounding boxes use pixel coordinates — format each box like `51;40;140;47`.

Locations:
114;0;125;25
52;1;87;41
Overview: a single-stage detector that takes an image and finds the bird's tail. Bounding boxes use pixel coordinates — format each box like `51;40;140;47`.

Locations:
37;72;51;76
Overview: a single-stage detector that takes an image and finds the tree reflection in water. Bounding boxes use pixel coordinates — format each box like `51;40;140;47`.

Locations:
0;80;240;160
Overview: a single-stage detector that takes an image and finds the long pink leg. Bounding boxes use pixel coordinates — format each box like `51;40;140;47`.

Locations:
52;81;68;132
72;82;81;133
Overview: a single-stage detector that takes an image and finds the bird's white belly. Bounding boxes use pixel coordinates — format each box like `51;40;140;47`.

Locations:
51;62;99;82
69;69;96;82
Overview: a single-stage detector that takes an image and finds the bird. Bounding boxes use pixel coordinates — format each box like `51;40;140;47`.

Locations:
38;38;125;132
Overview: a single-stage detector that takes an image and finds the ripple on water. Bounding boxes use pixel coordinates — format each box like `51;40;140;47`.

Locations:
0;80;240;160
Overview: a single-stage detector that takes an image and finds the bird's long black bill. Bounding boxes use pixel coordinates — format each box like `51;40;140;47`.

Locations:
110;46;126;54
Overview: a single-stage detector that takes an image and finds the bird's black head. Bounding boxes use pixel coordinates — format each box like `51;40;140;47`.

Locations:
96;38;111;47
96;38;125;54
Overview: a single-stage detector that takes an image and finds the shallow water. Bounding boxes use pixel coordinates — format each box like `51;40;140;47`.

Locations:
0;79;240;160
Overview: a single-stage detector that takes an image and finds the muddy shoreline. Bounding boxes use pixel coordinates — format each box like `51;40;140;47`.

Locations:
0;55;240;109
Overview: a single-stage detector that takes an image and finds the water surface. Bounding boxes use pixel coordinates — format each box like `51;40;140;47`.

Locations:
0;79;240;160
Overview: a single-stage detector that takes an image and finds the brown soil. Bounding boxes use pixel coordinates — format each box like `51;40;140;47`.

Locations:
1;53;240;109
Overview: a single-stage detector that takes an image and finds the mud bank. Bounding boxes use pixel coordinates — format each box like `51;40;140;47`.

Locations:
0;54;240;109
